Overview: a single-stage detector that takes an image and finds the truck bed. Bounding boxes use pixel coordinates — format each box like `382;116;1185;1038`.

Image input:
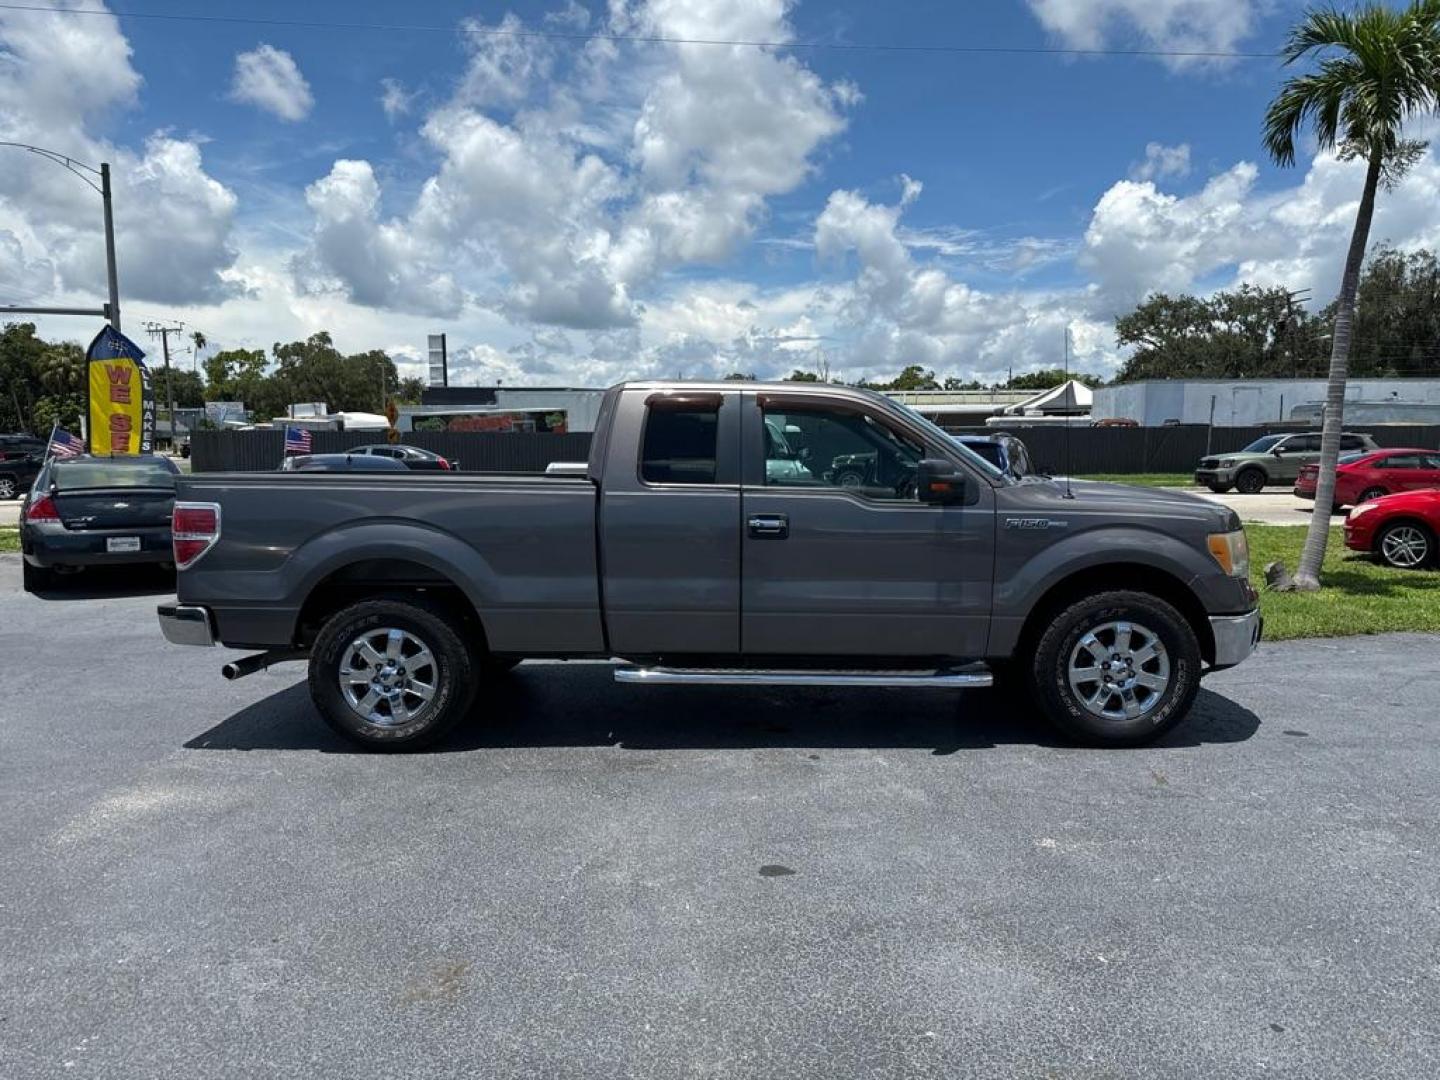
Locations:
175;471;605;653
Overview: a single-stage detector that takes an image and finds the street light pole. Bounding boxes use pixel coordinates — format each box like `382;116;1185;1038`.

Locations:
101;163;120;332
0;142;120;331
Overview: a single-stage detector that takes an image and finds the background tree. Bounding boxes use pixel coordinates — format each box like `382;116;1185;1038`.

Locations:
0;323;47;431
882;365;941;391
1335;245;1440;374
1264;0;1440;589
1115;285;1328;381
783;370;821;382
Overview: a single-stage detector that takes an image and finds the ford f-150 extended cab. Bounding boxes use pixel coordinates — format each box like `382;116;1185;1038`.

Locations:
158;381;1261;749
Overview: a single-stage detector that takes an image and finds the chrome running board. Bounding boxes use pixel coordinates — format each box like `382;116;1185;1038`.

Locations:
613;665;992;689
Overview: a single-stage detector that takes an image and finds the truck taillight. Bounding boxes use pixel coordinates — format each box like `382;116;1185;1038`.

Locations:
24;494;59;523
173;501;221;570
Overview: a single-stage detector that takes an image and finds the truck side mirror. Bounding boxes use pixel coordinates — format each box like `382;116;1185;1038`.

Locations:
917;458;967;505
1272;447;1284;458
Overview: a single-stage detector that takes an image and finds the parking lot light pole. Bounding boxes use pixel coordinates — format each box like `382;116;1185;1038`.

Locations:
0;142;121;331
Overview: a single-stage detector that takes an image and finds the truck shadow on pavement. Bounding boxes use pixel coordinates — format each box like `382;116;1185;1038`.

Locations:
185;664;1260;754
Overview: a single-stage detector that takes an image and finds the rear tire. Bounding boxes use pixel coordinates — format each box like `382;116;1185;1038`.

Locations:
308;596;477;750
1235;468;1266;494
1029;590;1201;747
1375;520;1434;570
21;561;53;593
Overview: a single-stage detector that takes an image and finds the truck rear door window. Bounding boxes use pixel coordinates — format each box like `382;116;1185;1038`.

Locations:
641;405;719;484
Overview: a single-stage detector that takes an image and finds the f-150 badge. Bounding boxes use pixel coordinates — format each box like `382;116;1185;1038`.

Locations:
1004;517;1069;530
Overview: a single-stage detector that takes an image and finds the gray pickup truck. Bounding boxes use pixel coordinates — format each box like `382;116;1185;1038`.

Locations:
158;381;1260;749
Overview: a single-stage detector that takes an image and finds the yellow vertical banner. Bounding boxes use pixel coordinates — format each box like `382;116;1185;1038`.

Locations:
86;326;155;455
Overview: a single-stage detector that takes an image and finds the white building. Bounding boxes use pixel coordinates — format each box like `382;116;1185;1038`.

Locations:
1093;379;1440;427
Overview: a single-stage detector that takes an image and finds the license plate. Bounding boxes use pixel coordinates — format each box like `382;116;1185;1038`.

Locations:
106;536;141;553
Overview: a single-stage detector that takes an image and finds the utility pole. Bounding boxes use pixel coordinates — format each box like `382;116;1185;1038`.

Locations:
144;321;185;452
101;163;120;332
1283;288;1313;378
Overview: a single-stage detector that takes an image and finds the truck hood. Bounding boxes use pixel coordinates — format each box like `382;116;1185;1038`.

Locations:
1000;477;1238;530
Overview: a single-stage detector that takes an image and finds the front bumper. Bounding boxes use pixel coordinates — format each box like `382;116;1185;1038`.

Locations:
1209;609;1262;669
157;603;216;647
1195;469;1236;486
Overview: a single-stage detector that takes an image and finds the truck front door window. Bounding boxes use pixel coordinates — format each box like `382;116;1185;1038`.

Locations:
762;406;923;500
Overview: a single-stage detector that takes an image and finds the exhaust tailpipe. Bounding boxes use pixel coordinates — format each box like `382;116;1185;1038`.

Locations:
222;648;309;680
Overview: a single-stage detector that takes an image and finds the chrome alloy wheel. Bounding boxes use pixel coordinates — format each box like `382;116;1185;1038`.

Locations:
1067;620;1171;722
339;627;439;727
1381;525;1430;568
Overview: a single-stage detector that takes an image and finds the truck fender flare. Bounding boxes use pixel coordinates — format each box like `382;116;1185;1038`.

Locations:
287;519;500;615
995;526;1213;620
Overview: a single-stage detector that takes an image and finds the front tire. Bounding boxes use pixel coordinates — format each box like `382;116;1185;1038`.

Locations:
0;476;17;500
1358;486;1387;504
308;597;477;750
1029;591;1201;747
1235;468;1266;494
1375;520;1434;570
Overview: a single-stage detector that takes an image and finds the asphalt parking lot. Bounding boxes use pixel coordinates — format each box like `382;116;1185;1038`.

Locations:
2;557;1438;1079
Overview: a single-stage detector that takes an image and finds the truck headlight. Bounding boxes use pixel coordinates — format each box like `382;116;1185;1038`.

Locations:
1219;458;1237;468
1207;528;1251;578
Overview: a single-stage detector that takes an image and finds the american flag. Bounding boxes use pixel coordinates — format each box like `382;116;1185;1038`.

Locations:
47;426;85;458
284;425;312;454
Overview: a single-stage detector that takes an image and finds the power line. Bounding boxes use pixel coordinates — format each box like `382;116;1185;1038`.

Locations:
0;2;1280;59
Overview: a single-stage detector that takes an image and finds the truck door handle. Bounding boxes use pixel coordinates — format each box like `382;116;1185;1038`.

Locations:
747;513;789;538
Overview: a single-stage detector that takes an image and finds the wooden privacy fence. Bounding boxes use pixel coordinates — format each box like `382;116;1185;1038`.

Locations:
192;424;1440;476
190;429;594;473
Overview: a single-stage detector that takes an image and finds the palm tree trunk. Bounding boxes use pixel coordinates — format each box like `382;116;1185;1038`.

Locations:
1292;150;1383;590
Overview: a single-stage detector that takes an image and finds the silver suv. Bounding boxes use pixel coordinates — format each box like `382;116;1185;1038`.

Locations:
1195;432;1378;493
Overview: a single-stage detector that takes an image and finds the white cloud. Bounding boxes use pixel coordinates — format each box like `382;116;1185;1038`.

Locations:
295;0;855;331
379;77;413;120
1081;138;1440;319
1025;0;1263;64
230;44;313;122
1130;141;1191;181
0;1;240;306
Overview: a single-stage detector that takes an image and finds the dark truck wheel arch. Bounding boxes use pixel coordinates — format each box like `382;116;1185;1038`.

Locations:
295;559;484;648
1013;563;1217;669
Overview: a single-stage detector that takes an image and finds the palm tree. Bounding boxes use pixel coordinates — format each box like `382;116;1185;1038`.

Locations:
190;330;207;373
1263;1;1440;590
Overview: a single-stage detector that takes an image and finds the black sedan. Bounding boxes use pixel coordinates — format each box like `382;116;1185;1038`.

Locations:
347;444;455;470
0;435;47;500
20;455;180;592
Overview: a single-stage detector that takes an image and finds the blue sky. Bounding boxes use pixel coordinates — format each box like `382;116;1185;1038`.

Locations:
3;0;1440;385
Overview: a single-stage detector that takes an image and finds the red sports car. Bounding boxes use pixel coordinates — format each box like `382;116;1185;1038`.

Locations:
1295;448;1440;509
1344;489;1440;569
